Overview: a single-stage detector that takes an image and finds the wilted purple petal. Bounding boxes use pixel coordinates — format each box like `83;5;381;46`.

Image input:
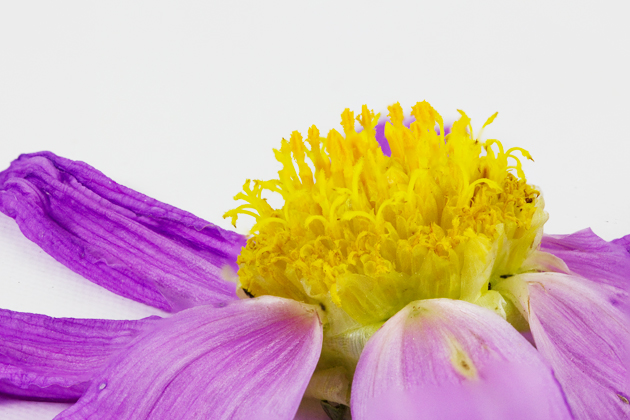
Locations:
0;308;159;401
542;229;630;292
55;296;323;420
351;299;571;420
523;272;630;420
0;152;246;312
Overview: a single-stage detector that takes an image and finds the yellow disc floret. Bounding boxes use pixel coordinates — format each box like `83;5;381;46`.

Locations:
224;101;547;326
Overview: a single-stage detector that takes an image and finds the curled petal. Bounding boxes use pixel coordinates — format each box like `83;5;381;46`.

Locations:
0;308;159;401
56;296;323;420
351;298;571;420
522;272;630;420
0;152;246;312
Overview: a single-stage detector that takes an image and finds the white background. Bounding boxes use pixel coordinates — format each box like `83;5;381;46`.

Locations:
0;1;629;418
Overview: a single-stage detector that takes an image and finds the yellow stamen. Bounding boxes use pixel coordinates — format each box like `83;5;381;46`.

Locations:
224;101;547;326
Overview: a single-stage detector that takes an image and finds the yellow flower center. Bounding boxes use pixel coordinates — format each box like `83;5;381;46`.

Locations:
224;101;547;329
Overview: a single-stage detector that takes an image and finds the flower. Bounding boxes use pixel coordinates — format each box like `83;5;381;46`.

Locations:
0;102;629;420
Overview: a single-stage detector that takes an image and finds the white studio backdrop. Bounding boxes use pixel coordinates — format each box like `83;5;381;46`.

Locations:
1;1;629;418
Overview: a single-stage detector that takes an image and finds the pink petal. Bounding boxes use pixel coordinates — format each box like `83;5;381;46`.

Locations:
523;272;630;420
0;308;159;401
542;229;630;292
351;298;571;420
55;296;323;420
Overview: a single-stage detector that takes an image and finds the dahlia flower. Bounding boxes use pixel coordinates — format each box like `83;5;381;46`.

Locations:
0;102;628;420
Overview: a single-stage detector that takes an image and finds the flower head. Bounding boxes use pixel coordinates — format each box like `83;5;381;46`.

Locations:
225;102;552;395
0;101;629;420
226;102;544;320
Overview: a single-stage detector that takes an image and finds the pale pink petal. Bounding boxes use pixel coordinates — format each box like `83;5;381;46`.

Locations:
542;229;630;292
523;272;630;420
351;298;571;420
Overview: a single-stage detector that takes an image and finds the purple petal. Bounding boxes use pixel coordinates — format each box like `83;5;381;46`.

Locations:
0;152;246;312
372;116;449;158
523;272;630;420
0;308;159;401
541;229;630;292
373;119;392;157
351;298;572;420
612;233;630;253
55;296;323;420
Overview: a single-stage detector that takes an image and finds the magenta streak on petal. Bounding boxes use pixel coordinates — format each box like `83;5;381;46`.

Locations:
523;272;630;420
0;308;160;402
55;296;323;420
351;298;572;420
0;152;247;312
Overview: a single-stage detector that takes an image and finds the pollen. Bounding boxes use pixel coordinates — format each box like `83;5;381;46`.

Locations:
224;101;547;325
449;339;478;380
